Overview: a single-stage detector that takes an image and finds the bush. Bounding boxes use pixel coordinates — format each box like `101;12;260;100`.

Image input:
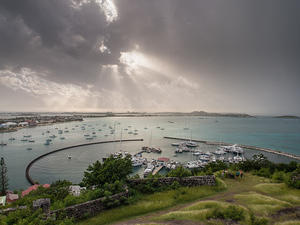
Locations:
250;212;269;225
272;170;288;183
286;164;300;189
206;205;245;221
167;166;192;178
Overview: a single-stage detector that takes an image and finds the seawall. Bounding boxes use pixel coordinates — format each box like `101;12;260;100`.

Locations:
25;139;144;185
164;136;300;161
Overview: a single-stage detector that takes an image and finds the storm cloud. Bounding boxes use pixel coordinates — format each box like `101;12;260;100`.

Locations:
0;0;299;115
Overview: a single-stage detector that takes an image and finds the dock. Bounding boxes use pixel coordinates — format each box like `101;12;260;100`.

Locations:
152;165;164;175
164;136;300;161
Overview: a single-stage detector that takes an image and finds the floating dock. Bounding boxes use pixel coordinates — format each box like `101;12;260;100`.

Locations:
164;136;300;161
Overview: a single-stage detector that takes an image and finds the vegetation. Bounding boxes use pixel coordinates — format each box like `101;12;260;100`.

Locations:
81;155;132;188
78;181;225;225
0;157;8;195
0;208;74;225
1;154;299;225
166;165;192;177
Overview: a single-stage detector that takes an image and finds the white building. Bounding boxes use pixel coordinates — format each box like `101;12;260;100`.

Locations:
69;185;86;197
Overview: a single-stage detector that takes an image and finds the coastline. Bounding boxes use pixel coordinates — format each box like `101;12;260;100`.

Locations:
164;136;300;161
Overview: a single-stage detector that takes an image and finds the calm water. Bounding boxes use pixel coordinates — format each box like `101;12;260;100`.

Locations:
0;116;299;190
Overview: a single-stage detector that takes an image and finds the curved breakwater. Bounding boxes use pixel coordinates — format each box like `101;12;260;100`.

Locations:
164;136;300;161
25;139;144;185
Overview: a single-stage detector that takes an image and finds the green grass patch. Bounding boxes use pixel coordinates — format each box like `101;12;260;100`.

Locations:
254;183;300;204
154;200;249;223
182;200;230;211
234;191;292;215
154;209;209;221
77;185;224;225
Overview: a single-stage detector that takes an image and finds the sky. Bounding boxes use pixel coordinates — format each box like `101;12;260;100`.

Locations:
0;0;299;115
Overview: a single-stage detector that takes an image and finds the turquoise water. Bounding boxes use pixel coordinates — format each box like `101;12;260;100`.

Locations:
0;116;299;190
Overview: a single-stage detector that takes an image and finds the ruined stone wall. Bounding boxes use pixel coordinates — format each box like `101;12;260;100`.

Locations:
128;175;216;187
50;190;128;220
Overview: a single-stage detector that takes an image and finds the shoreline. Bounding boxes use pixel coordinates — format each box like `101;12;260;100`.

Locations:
164;136;300;161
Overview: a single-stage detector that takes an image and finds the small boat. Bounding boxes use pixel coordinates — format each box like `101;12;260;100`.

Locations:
21;139;28;142
185;141;198;147
60;137;65;140
8;137;16;141
28;140;35;143
67;155;72;159
0;142;7;146
26;148;32;151
23;135;32;138
49;135;57;138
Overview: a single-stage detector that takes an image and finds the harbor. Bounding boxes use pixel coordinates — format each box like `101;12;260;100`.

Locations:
0;116;299;189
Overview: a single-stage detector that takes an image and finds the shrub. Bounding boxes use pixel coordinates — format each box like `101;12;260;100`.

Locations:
167;166;192;177
206;205;245;221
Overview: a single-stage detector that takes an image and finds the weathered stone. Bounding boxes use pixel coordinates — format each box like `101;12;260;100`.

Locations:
127;175;216;187
33;198;50;213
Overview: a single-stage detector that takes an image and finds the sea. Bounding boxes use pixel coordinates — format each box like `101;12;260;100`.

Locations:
0;116;299;190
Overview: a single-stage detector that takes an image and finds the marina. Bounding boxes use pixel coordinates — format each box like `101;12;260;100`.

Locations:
0;116;299;189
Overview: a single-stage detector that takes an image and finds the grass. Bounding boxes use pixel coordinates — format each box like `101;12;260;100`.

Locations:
254;183;300;204
77;174;300;225
77;183;225;225
274;221;300;225
234;191;292;215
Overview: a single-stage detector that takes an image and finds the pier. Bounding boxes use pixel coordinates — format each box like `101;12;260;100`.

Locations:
152;165;164;175
164;136;300;161
25;139;144;185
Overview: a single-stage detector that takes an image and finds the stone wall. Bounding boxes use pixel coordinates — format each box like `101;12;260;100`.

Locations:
49;190;129;220
128;175;216;187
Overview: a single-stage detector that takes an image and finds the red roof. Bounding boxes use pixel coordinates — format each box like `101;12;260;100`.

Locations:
6;193;19;202
158;157;170;162
21;184;50;197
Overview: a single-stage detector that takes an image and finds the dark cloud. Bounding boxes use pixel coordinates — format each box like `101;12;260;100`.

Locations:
0;0;299;114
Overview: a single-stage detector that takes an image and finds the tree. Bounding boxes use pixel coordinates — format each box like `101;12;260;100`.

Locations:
167;166;192;178
0;157;8;195
81;155;132;188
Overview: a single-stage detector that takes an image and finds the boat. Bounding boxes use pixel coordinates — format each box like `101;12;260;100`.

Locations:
49;135;57;138
185;141;198;147
44;140;51;145
23;135;32;138
214;149;226;155
0;142;7;146
28;140;35;143
143;163;155;177
26;148;32;151
131;157;145;167
192;150;203;156
175;148;183;153
67;155;72;159
8;137;16;141
60;137;65;140
58;130;63;134
21;139;28;142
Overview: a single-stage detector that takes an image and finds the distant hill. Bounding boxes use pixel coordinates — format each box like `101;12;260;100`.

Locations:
189;111;253;118
274;115;300;119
